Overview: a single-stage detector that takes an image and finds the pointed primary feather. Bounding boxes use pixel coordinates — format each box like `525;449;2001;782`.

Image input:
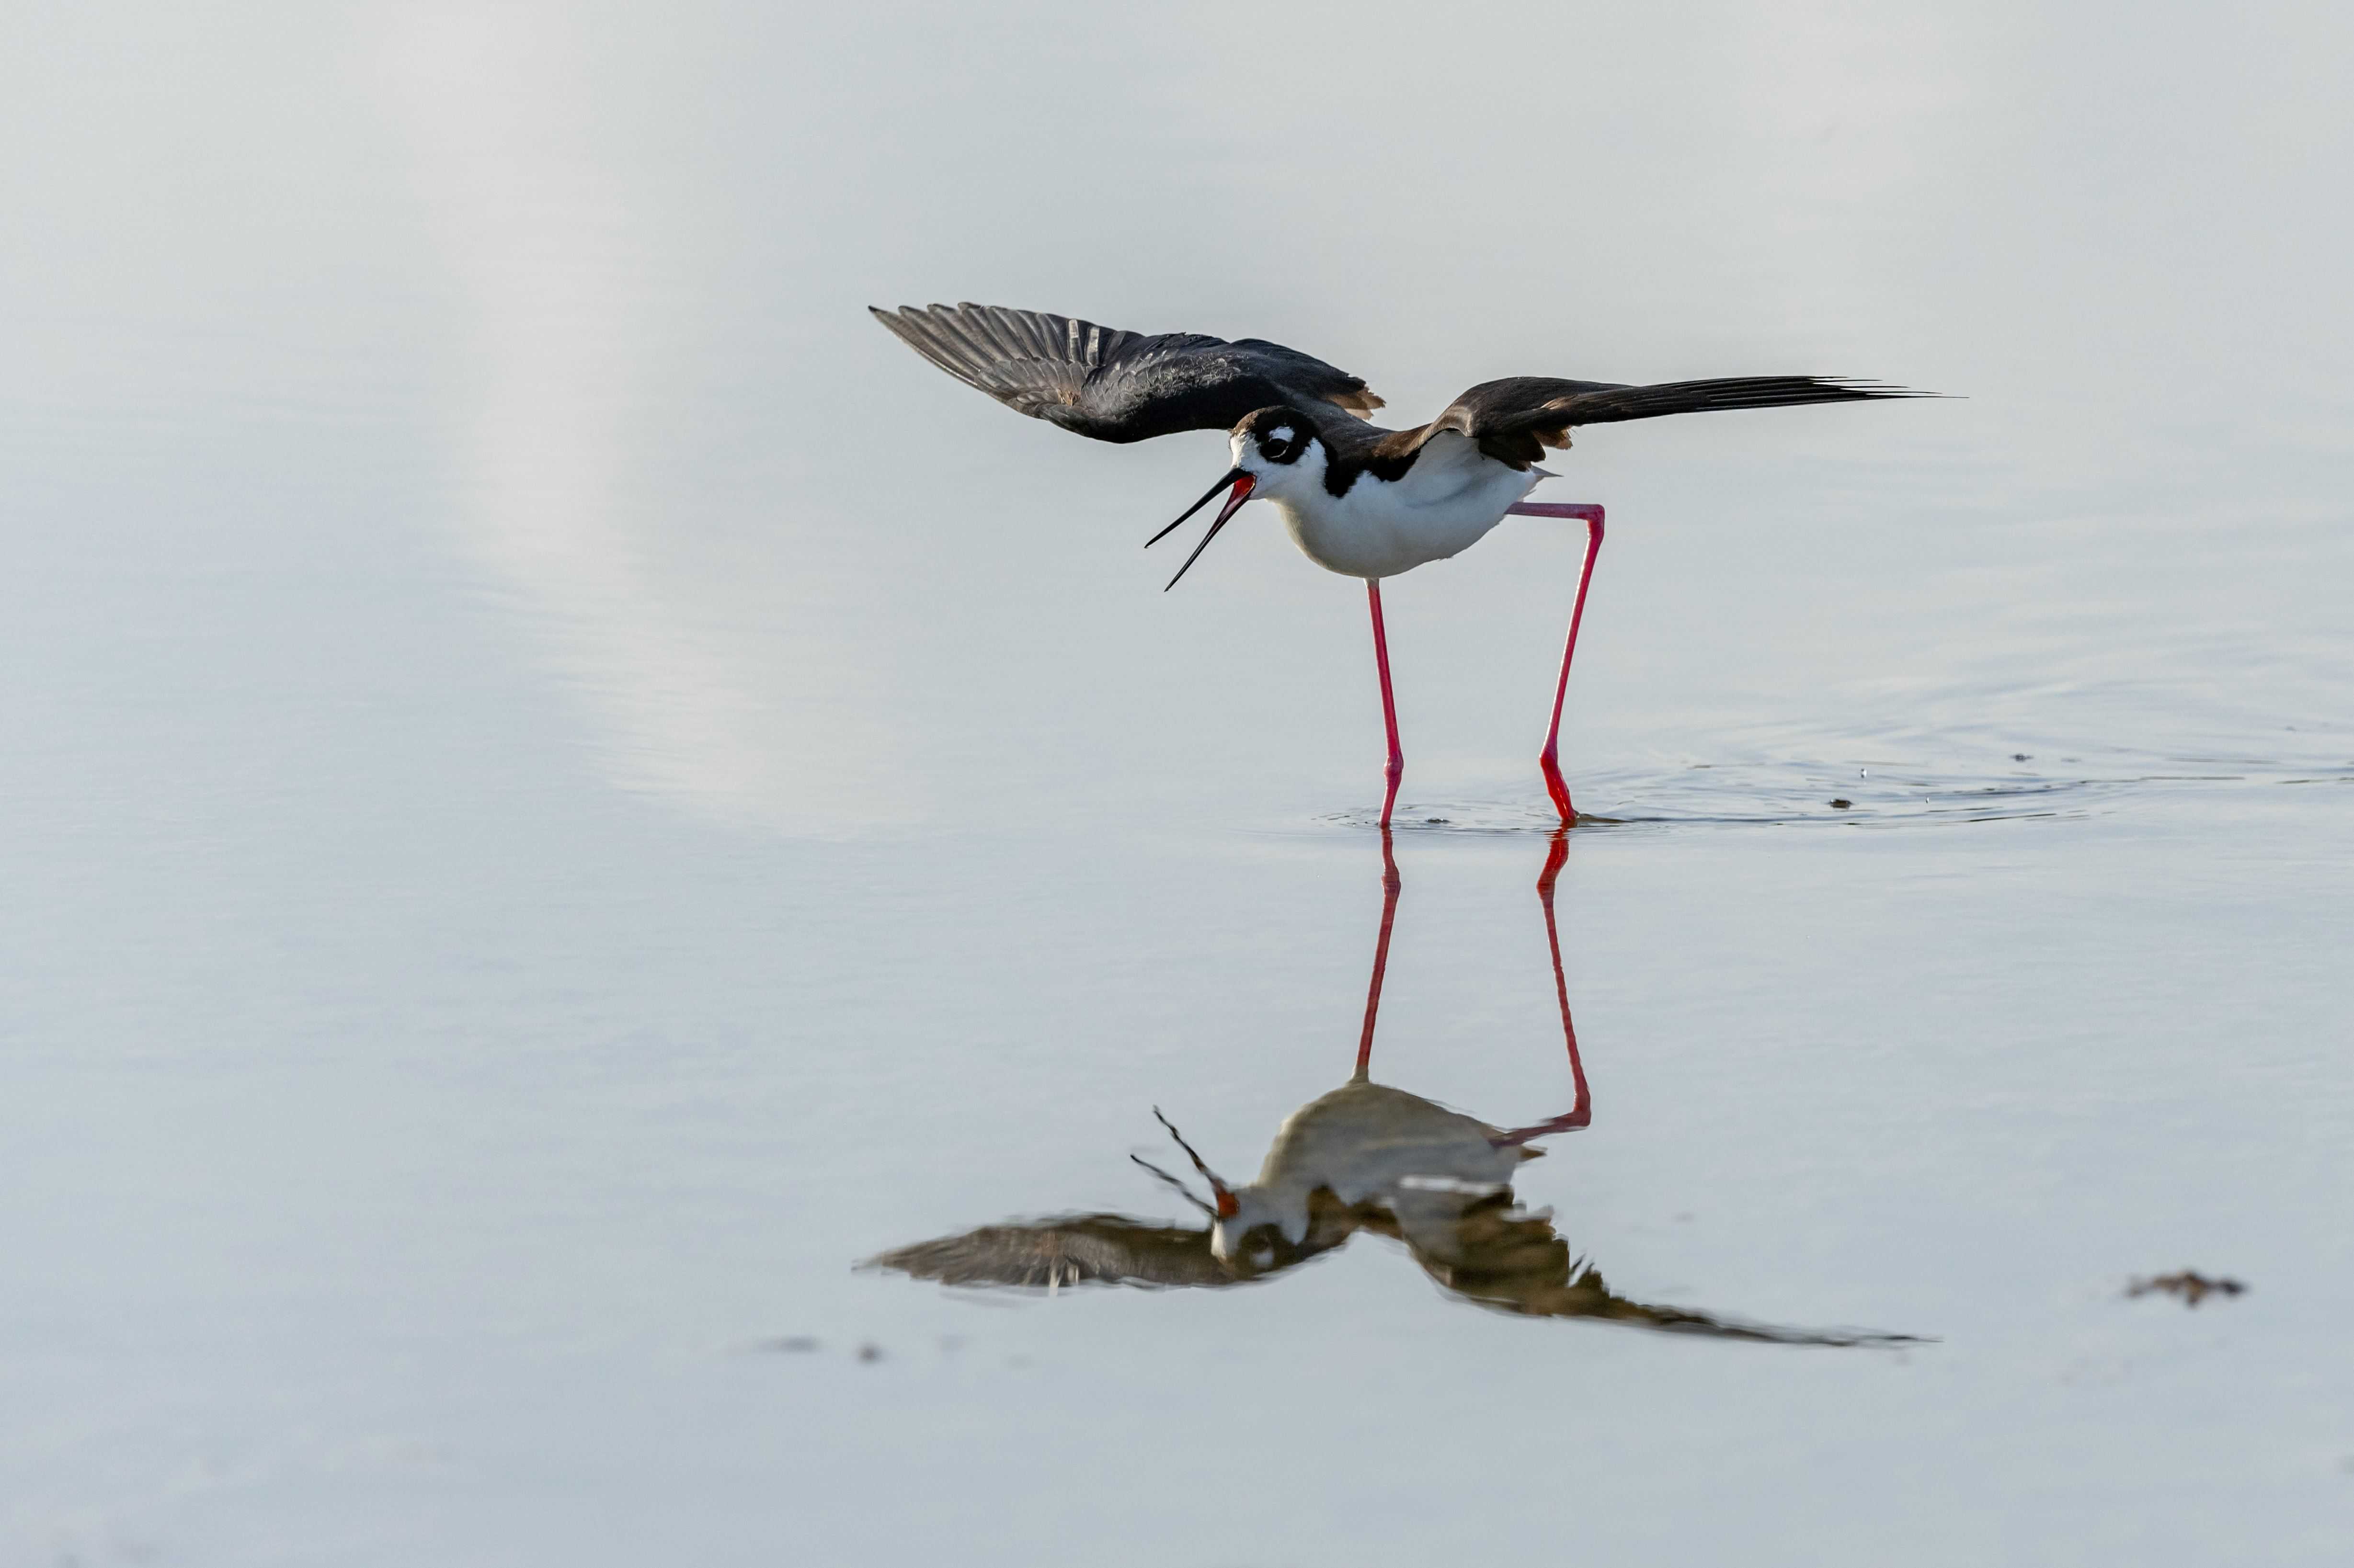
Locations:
861;1215;1231;1290
1405;374;1933;468
871;302;1383;443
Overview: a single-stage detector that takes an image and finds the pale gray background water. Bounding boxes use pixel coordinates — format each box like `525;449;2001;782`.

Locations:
5;3;2351;1563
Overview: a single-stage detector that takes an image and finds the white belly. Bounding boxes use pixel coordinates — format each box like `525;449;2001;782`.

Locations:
1270;435;1543;580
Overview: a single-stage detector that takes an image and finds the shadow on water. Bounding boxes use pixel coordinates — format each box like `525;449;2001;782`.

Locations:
865;832;1921;1347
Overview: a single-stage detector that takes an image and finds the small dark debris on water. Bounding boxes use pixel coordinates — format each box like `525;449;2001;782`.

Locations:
1828;798;1853;809
2128;1270;2246;1307
1424;817;1449;824
856;1341;884;1362
754;1335;821;1353
2013;752;2032;761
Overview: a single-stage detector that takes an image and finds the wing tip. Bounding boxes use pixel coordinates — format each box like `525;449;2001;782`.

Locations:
1817;377;1948;399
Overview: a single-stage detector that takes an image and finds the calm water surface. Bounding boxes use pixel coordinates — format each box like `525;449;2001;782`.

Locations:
5;5;2352;1564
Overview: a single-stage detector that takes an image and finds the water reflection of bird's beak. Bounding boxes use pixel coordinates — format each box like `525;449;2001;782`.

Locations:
1153;1105;1240;1216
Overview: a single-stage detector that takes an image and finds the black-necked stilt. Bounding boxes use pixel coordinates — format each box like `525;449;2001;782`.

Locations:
874;302;1927;825
864;831;1916;1343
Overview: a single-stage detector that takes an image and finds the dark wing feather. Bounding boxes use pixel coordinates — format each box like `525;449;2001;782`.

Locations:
871;302;1383;443
861;1214;1235;1290
1412;374;1931;469
1414;1199;1926;1346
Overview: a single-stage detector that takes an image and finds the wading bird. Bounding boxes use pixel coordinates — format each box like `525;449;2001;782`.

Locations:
874;302;1925;825
864;831;1916;1346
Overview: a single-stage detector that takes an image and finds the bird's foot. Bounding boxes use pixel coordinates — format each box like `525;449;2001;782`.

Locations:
1540;749;1575;823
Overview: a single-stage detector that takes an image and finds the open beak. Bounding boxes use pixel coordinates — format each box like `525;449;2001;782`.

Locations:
1154;1106;1241;1218
1143;465;1246;549
1159;470;1256;592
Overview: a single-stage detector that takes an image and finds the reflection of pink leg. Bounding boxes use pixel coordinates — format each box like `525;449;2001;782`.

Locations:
1366;580;1404;828
1494;830;1592;1144
1351;829;1402;1082
1507;503;1606;822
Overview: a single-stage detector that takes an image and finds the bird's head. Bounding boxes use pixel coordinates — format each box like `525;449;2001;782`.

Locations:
1146;407;1327;590
1228;406;1327;496
1209;1189;1314;1276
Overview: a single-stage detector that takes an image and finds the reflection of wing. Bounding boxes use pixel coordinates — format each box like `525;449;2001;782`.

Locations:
1410;1198;1921;1347
862;1214;1236;1290
870;303;1384;443
865;1200;1921;1345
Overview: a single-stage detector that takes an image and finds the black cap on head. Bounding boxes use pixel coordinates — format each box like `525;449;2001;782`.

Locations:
1233;406;1314;465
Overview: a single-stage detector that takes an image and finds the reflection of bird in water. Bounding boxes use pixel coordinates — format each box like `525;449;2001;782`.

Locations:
873;301;1925;825
867;834;1918;1347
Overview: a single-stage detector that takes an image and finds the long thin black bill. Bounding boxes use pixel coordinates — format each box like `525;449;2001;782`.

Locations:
1144;466;1247;549
1162;477;1254;591
1151;1106;1233;1206
1129;1155;1216;1218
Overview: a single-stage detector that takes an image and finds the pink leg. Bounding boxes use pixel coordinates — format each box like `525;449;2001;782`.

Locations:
1365;579;1404;828
1507;502;1606;822
1351;829;1402;1082
1493;829;1592;1144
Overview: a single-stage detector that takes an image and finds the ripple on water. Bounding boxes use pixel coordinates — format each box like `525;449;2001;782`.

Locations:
1299;750;2352;838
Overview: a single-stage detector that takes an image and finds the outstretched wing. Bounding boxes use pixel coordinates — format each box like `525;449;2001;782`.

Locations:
1406;373;1931;469
871;302;1384;444
861;1214;1235;1290
1414;1199;1926;1346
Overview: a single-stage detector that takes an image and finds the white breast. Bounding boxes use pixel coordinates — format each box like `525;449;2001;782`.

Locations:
1270;432;1543;580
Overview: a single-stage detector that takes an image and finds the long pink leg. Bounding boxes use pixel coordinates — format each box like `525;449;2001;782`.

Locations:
1506;502;1606;822
1351;828;1402;1082
1365;579;1404;828
1492;829;1592;1144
